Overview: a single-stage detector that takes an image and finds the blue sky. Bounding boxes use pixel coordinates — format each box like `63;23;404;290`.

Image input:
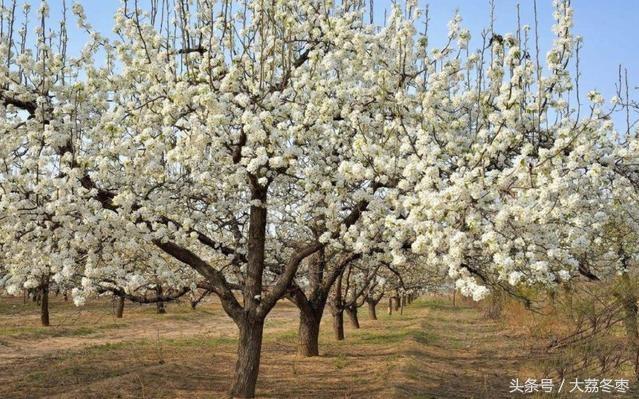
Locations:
48;1;637;111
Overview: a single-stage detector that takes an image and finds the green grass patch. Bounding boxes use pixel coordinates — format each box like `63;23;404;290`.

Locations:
353;328;436;346
333;353;349;370
0;325;98;339
162;336;236;348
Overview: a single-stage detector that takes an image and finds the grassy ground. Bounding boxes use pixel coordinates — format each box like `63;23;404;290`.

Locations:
0;295;632;398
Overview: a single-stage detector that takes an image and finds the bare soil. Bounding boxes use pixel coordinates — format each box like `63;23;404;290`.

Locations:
0;295;599;398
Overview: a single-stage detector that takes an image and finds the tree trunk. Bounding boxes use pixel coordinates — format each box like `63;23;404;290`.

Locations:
345;306;360;329
229;318;264;398
298;308;321;356
393;296;400;311
332;309;344;340
400;296;405;315
115;295;125;318
40;284;50;327
367;301;377;320
388;296;393;316
156;286;166;314
228;186;269;398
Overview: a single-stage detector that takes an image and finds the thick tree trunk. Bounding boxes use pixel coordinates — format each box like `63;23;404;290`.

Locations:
298;308;321;356
393;296;400;311
40;284;50;327
229;318;264;398
367;301;377;320
345;306;360;329
227;185;269;398
332;309;344;340
115;295;125;318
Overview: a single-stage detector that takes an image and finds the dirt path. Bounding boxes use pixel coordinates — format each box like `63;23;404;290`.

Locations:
391;299;532;398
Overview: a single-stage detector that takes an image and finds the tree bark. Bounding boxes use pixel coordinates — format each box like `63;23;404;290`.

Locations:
115;295;125;318
367;301;377;320
40;283;50;327
345;306;360;329
229;317;264;398
229;184;268;398
156;286;166;314
387;296;393;316
332;309;344;340
298;307;321;356
393;296;400;311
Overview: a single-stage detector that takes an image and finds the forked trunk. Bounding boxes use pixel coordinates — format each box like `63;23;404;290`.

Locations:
367;301;377;320
229;185;269;398
230;318;264;398
345;306;360;329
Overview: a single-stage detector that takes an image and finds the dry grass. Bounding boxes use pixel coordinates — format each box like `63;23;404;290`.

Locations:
0;294;630;398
